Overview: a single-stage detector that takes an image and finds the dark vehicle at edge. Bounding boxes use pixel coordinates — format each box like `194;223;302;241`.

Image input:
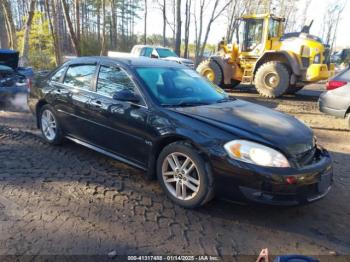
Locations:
319;66;350;129
0;49;34;103
28;56;333;208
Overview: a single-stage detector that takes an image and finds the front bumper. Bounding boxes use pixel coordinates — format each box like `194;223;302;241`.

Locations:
212;147;333;206
305;64;335;82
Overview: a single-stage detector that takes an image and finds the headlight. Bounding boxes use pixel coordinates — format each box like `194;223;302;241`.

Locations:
224;140;290;168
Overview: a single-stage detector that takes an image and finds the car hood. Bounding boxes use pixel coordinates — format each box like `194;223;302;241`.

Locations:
171;100;314;156
0;49;19;70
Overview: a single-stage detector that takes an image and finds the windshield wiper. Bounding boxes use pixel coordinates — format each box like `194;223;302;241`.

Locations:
161;101;211;107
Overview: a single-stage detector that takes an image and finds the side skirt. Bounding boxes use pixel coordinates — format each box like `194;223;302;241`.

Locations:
65;136;147;171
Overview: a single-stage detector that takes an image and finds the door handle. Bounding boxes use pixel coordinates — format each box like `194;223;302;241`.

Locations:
91;100;102;108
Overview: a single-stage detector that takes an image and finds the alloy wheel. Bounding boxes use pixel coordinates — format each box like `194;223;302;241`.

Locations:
162;152;200;201
41;109;57;141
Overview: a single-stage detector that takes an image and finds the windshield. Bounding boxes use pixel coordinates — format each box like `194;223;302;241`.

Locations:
135;67;229;106
156;48;178;58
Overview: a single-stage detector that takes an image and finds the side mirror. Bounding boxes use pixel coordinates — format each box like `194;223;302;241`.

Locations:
151;54;159;59
113;89;140;103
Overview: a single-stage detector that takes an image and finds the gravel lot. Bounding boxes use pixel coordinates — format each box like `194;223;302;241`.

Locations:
0;85;349;260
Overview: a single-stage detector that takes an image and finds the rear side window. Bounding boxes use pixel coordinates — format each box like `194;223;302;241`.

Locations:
97;66;136;97
51;67;66;82
63;65;96;90
140;47;153;57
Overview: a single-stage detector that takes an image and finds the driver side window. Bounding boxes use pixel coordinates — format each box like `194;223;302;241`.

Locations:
96;66;136;97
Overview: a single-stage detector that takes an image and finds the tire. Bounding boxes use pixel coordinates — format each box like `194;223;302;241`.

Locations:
39;105;64;145
346;114;350;130
196;59;223;86
157;141;214;208
286;84;304;95
254;62;290;98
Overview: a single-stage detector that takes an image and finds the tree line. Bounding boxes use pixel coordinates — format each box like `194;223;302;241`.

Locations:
0;0;345;69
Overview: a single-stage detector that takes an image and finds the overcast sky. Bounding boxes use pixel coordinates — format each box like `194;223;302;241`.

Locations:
134;0;349;49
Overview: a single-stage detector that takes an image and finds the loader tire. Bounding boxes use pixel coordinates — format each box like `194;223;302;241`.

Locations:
197;59;223;86
255;62;290;98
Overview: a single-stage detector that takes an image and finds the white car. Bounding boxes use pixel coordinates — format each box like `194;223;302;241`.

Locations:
131;45;195;69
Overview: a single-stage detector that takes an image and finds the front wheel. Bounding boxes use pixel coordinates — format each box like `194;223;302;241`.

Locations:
254;62;290;98
157;142;214;208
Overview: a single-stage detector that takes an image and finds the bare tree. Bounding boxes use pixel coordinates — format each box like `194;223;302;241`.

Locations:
100;0;107;55
183;0;191;58
75;0;80;43
1;0;17;49
21;0;36;66
45;0;61;65
144;0;147;44
61;0;81;56
174;0;182;55
197;0;231;62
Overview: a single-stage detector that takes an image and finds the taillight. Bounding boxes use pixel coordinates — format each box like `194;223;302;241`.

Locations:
27;78;33;90
326;80;347;90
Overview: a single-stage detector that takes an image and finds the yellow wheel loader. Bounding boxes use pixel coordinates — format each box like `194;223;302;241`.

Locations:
197;14;335;98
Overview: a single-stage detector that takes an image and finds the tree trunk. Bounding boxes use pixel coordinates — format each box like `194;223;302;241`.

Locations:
1;0;17;49
162;0;166;46
45;0;61;65
97;1;101;42
0;5;9;48
174;0;181;55
144;0;147;44
111;0;117;49
21;0;36;66
100;0;107;55
75;0;80;43
183;0;191;58
61;0;81;56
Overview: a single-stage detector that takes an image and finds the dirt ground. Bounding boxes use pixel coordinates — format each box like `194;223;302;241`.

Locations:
0;85;349;261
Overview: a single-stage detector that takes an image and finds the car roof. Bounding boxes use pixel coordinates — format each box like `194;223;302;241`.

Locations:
64;56;186;69
133;45;172;50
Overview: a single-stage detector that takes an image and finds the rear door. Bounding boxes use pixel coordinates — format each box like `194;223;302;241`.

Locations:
88;63;150;166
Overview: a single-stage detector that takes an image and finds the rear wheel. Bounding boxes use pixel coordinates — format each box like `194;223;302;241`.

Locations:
39;105;64;145
346;114;350;130
196;59;223;86
157;142;214;208
254;62;290;98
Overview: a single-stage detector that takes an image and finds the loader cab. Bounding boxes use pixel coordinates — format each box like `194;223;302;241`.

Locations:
240;14;284;56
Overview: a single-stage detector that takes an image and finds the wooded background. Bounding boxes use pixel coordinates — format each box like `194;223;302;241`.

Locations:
0;0;346;69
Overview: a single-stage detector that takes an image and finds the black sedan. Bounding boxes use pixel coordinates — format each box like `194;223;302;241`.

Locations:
28;57;333;208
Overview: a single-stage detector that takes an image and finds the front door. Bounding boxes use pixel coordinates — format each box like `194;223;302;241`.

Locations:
60;63;98;141
88;64;150;166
